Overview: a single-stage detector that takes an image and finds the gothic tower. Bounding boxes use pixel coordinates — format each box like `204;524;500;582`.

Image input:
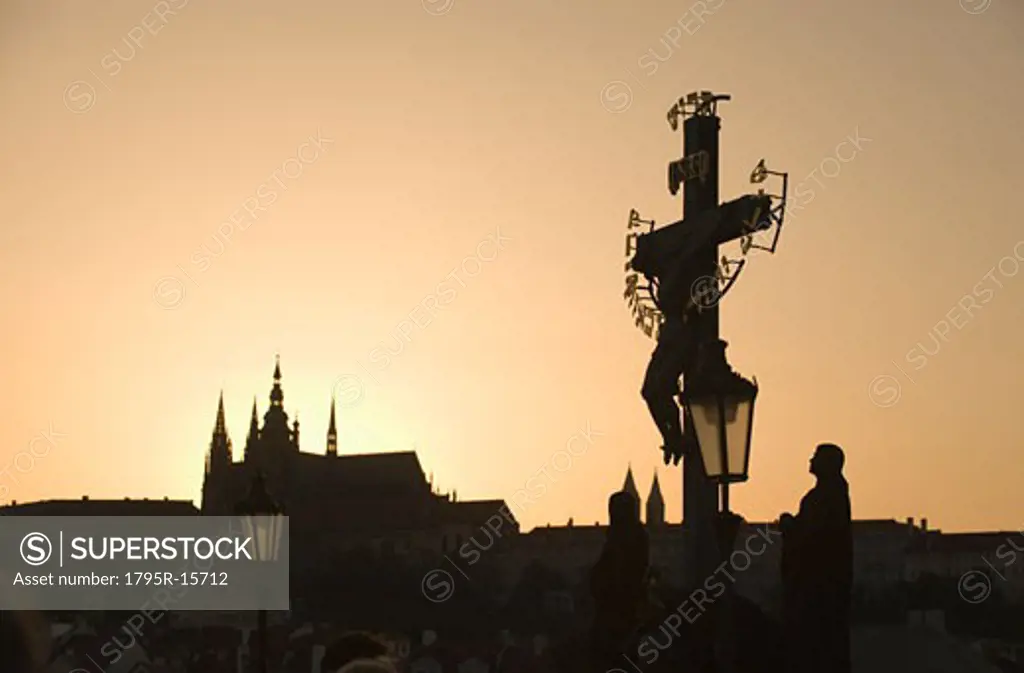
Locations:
240;355;296;492
326;396;338;456
622;465;641;521
244;397;259;462
258;355;294;453
646;471;665;526
201;392;232;513
205;392;232;474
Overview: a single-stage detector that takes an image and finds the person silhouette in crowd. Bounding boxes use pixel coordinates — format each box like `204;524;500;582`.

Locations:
337;660;397;673
589;490;650;671
322;632;391;672
779;443;853;673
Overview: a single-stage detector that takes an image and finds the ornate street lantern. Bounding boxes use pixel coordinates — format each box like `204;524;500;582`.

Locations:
234;471;285;562
234;471;285;673
680;340;758;500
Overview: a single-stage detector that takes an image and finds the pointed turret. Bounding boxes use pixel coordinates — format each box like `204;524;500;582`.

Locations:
622;465;641;521
214;392;227;435
270;354;284;407
201;392;233;515
646;471;665;526
622;465;640;500
205;392;232;475
326;396;338;456
291;412;300;450
261;356;291;448
243;397;260;462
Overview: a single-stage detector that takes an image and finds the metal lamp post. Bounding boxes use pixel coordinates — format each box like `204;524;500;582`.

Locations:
679;339;758;514
679;339;757;673
235;471;286;673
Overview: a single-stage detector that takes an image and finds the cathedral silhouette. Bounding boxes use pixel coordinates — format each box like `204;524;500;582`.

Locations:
200;357;518;568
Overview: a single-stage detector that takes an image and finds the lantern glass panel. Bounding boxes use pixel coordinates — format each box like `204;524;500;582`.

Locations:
687;393;753;480
241;515;285;562
724;396;754;480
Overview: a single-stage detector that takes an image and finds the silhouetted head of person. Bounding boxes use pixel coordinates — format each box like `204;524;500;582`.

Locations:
609;491;640;529
322;632;390;672
810;443;845;479
336;659;397;673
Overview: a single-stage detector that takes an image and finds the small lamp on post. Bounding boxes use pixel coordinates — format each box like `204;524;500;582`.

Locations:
234;471;285;673
679;339;758;515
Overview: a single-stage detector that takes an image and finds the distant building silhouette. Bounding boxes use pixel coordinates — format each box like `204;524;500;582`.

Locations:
0;497;197;516
199;357;518;568
906;529;1024;603
5;362;1022;623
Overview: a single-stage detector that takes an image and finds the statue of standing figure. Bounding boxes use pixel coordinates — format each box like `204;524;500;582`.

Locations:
588;491;650;672
779;443;853;673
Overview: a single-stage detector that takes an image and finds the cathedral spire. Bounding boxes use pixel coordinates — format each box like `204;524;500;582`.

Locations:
622;464;640;521
206;392;232;474
622;464;639;501
270;355;284;407
326;396;338;456
261;355;292;451
214;390;227;436
202;392;233;515
244;397;259;462
248;397;259;437
646;470;665;526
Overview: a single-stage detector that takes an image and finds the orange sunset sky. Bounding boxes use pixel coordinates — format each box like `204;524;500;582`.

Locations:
1;0;1022;533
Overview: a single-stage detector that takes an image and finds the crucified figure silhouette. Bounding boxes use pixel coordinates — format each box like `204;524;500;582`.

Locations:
638;260;706;466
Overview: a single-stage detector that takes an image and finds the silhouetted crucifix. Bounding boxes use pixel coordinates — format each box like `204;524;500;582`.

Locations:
629;188;779;465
